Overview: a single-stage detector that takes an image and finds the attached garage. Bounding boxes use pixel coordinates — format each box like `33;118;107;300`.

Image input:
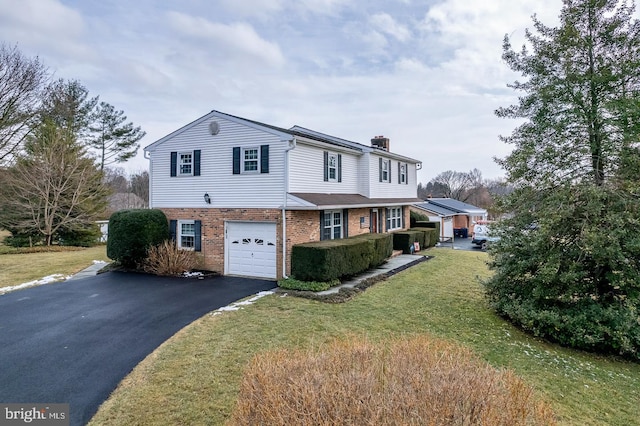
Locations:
225;221;277;279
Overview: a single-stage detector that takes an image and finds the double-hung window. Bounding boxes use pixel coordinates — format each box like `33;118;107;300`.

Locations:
179;152;193;176
328;153;338;181
380;158;391;182
386;207;402;231
178;220;195;249
399;163;407;184
323;210;342;240
242;147;259;172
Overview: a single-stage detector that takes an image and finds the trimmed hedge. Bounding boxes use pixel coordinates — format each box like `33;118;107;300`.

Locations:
278;277;339;292
292;237;373;282
351;233;393;268
291;233;395;282
393;231;422;254
409;227;438;248
107;209;169;267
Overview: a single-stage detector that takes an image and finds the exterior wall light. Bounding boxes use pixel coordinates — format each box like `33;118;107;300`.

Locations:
204;193;211;204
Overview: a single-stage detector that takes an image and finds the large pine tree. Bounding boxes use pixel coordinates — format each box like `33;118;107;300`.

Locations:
486;0;640;360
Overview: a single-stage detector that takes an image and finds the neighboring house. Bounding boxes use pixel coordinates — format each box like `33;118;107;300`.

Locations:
411;198;487;241
144;110;422;280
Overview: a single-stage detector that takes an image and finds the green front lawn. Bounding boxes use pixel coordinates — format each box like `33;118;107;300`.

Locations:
89;248;639;425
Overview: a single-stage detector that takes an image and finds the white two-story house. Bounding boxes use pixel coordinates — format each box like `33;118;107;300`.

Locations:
144;110;422;280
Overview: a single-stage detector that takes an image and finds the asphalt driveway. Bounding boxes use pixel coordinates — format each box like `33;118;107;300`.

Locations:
0;271;275;426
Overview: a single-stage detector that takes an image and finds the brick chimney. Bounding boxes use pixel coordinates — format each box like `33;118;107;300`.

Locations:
371;135;389;151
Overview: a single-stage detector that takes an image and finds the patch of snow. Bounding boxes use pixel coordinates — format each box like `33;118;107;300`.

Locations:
92;260;107;265
211;291;275;316
1;274;70;295
183;271;204;278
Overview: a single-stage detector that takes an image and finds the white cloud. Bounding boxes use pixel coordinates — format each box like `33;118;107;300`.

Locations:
0;0;89;58
166;11;285;68
370;12;411;42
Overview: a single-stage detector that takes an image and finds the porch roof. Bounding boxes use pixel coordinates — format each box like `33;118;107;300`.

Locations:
287;193;422;210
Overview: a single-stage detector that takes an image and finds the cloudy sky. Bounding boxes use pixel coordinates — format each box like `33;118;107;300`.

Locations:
0;0;565;183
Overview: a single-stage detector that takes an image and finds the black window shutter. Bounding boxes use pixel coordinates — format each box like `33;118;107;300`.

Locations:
342;209;348;238
323;151;328;181
388;160;392;183
170;152;177;177
260;145;269;173
194;150;201;176
169;220;177;241
232;147;240;174
384;209;388;232
319;211;325;240
194;220;202;252
401;206;405;229
398;162;401;184
337;154;342;182
379;157;383;182
405;163;408;184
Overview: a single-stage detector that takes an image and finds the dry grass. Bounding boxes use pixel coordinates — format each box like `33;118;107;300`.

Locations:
0;245;109;289
142;240;200;276
230;335;556;426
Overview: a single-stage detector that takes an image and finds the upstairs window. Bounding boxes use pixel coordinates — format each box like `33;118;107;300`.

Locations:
179;152;192;175
242;147;259;172
324;151;342;182
233;145;269;174
379;158;391;182
399;163;407;184
170;150;201;177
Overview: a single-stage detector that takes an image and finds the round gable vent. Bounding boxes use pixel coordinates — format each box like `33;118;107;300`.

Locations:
209;121;220;135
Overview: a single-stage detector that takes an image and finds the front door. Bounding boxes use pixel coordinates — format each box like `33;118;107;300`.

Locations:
370;209;378;233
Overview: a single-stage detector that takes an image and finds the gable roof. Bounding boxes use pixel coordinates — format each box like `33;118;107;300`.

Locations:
144;110;420;163
422;198;487;214
289;193;422;210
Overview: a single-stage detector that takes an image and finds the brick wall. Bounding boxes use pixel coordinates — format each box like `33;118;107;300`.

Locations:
161;208;283;278
346;208;372;237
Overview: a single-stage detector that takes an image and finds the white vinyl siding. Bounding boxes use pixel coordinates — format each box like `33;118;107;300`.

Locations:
149;116;286;209
288;143;359;193
369;155;418;199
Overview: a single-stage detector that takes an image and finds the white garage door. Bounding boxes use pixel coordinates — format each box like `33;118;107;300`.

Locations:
225;222;277;279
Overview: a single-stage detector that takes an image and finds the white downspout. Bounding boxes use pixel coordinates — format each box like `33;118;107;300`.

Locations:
144;150;152;208
282;137;297;279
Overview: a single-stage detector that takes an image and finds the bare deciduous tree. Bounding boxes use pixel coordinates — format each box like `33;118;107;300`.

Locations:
0;43;49;164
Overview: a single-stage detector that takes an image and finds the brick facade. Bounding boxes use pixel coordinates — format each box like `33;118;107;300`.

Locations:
163;205;412;279
161;208;283;278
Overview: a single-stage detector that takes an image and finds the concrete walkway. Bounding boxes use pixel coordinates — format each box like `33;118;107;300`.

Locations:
66;261;109;281
317;254;427;295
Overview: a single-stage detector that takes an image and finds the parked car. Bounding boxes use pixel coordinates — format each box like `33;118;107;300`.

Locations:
471;223;499;250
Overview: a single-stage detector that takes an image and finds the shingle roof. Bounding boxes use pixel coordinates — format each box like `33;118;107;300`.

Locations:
424;198;486;214
289;193;422;209
413;202;457;217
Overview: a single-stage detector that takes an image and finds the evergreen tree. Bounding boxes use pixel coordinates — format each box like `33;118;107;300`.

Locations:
486;0;640;360
89;102;145;171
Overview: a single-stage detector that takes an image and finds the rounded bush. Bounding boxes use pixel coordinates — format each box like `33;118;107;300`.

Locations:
107;209;169;267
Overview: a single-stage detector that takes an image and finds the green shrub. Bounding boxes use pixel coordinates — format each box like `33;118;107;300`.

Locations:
278;277;339;292
415;220;440;239
107;209;169;268
351;233;393;268
292;238;373;282
410;209;430;227
407;228;427;249
409;227;438;248
3;233;41;247
393;231;421;254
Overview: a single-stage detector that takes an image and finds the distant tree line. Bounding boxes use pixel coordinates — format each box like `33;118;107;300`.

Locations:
0;43;146;247
418;169;512;218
